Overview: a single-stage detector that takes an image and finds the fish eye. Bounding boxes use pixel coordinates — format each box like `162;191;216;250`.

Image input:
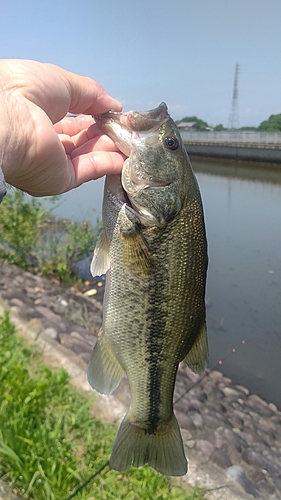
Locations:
165;136;179;151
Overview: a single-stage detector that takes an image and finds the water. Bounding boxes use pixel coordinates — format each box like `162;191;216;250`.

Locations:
43;177;105;224
193;159;281;409
49;159;281;408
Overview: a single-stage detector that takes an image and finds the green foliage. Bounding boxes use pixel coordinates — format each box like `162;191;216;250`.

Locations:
0;311;206;500
0;188;101;284
0;190;50;269
213;124;226;131
39;219;101;284
238;126;258;131
177;116;209;131
178;116;201;123
258;113;281;132
177;112;281;132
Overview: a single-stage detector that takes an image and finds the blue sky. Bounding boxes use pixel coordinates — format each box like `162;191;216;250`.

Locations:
1;0;280;127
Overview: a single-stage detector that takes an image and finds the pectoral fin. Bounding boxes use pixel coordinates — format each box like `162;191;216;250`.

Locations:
90;229;110;277
121;231;152;275
183;322;208;374
87;328;123;394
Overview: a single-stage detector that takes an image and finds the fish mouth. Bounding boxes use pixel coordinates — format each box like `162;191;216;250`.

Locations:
118;102;169;132
94;102;169;156
94;102;168;129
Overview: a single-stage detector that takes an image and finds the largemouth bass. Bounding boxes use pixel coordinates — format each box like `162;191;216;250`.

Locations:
88;102;208;476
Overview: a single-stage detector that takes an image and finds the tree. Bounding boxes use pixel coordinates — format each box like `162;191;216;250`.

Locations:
238;126;257;131
177;116;210;131
258;114;281;132
214;124;226;131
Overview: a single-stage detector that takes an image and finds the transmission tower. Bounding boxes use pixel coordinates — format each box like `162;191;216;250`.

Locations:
228;63;240;130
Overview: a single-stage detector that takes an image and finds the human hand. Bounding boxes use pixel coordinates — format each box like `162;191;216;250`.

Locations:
0;59;125;196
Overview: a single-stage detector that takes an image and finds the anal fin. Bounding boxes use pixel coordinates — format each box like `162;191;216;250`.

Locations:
183;322;208;374
87;329;123;395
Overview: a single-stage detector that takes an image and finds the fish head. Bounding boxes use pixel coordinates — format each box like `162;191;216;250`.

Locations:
94;103;193;227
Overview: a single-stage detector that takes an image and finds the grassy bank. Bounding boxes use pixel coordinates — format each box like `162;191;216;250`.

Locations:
0;189;100;285
0;311;206;500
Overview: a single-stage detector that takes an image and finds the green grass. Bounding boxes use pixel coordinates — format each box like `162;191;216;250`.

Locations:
0;311;206;500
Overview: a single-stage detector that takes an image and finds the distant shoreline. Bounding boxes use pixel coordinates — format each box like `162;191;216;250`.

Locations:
185;142;281;164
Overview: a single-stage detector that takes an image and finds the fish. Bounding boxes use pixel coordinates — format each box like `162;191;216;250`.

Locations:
88;102;208;477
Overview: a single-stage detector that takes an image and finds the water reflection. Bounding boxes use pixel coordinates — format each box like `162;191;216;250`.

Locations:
192;159;281;409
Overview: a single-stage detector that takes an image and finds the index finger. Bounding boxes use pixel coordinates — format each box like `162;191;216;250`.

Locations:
53;64;123;115
54;115;95;135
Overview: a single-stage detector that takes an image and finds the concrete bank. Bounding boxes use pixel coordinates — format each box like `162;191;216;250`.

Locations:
184;143;281;164
1;260;281;500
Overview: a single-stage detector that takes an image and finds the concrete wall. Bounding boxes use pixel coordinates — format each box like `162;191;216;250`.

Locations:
181;130;281;146
184;143;281;164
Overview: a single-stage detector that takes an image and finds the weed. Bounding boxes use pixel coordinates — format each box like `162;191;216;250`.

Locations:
0;188;101;284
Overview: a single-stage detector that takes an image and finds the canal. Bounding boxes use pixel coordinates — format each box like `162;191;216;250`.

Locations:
49;158;281;409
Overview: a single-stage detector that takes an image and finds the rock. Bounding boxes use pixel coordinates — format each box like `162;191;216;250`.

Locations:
218;376;232;386
10;297;24;308
196;439;215;457
210;448;232;469
185;398;205;413
242;448;281;477
43;327;58;340
178;411;203;431
59;334;93;354
79;352;91;364
222;387;245;399
57;296;68;307
249;467;276;496
269;402;278;412
238;431;265;446
212;388;225;400
185;439;195;448
35;306;62;324
248;394;270;408
209;370;223;379
0;480;22;500
226;465;261;498
181;429;193;441
195;391;208;403
202;412;230;430
235;384;249;396
247;394;274;417
214;427;247;451
227;412;244;429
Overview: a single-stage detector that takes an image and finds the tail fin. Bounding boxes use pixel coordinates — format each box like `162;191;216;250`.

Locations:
109;413;187;476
